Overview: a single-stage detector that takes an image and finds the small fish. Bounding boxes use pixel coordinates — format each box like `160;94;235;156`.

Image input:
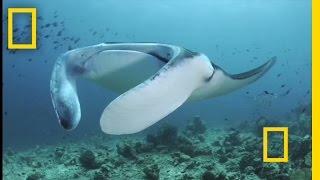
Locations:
74;38;80;44
285;89;291;95
281;84;286;88
277;73;281;77
263;91;274;96
28;58;32;62
45;23;51;28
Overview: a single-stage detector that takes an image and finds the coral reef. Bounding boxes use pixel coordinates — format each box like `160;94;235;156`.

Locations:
3;113;311;179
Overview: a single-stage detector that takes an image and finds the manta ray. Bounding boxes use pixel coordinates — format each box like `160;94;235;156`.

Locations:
50;43;276;135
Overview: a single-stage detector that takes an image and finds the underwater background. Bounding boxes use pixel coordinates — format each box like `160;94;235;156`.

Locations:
3;0;311;179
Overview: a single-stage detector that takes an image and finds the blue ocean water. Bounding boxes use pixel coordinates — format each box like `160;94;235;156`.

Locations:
3;0;311;151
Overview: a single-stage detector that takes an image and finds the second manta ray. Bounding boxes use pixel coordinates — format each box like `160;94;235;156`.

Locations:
50;43;276;135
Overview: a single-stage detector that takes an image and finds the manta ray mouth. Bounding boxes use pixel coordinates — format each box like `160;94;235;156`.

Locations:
59;117;74;130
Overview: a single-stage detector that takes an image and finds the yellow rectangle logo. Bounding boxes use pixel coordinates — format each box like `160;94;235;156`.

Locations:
7;8;37;49
263;127;289;163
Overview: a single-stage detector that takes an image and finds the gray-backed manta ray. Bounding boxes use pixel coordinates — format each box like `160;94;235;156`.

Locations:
50;43;276;135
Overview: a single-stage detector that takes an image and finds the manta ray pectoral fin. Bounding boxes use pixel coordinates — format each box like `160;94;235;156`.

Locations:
100;54;213;135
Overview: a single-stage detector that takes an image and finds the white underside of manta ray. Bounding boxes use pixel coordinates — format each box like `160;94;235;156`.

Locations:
50;43;276;135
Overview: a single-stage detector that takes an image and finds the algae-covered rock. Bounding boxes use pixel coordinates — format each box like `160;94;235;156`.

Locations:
116;142;138;160
223;130;241;147
26;172;44;180
289;168;311;180
54;147;65;159
185;116;206;135
171;152;191;165
143;164;160;180
239;153;259;172
79;150;100;169
290;135;311;166
146;124;178;146
93;171;106;180
304;152;311;167
201;170;226;180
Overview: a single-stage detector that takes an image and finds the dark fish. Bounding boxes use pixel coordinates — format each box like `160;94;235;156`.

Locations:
44;35;49;38
28;58;32;62
45;23;51;27
285;89;291;95
246;91;250;94
277;73;281;77
57;31;62;36
74;38;80;44
92;31;97;35
264;91;274;96
68;46;72;50
52;22;58;27
281;84;286;88
13;28;19;33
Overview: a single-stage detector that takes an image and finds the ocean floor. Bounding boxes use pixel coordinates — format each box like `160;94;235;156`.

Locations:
3;111;311;180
